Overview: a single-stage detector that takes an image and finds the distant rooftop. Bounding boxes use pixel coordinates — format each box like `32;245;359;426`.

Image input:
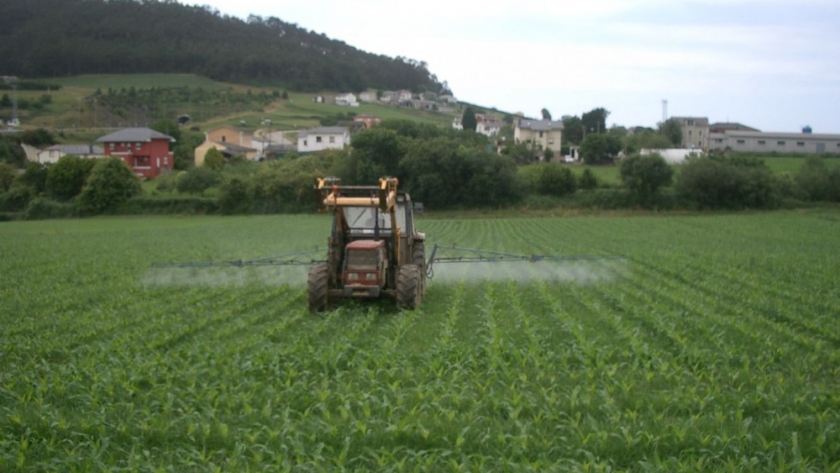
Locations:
96;127;175;143
298;126;349;137
45;144;104;155
517;119;564;131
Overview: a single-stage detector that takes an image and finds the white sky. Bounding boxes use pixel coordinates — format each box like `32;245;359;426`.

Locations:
183;0;840;132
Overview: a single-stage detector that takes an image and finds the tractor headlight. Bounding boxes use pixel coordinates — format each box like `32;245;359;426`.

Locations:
365;273;377;281
347;273;359;281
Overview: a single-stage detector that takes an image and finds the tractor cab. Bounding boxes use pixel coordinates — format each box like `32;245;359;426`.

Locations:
342;240;387;297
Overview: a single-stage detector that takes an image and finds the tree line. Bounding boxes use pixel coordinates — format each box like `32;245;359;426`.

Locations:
0;0;445;93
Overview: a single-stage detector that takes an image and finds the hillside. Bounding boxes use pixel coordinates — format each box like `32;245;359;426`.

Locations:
0;0;447;94
1;74;458;141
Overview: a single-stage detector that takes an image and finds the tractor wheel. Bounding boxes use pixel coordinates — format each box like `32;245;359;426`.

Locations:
307;263;330;313
412;242;426;299
396;264;420;310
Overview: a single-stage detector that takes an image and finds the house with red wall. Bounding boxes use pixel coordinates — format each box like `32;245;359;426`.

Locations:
96;128;175;178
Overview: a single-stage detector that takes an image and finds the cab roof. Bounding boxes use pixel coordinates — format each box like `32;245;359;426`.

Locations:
347;240;385;250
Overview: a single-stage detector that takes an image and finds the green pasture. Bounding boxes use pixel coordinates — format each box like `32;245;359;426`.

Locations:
1;211;839;471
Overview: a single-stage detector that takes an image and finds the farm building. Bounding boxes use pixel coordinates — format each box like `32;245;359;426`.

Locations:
35;144;105;164
96;128;174;179
709;130;840;154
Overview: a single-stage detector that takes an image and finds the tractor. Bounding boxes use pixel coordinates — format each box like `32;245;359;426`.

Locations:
307;177;426;312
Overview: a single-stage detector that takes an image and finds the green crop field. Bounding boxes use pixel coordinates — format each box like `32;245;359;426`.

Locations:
2;212;839;471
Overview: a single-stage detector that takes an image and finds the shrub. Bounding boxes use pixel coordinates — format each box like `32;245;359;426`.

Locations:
0;185;36;212
676;156;780;210
620;153;674;205
522;163;577;197
78;158;142;214
119;196;218;215
796;157;840;202
177;167;221;195
579;168;598;190
25;197;77;220
46;156;97;201
218;176;254;214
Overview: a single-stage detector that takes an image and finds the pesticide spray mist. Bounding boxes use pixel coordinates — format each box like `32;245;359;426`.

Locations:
142;259;628;289
142;266;310;288
427;259;628;285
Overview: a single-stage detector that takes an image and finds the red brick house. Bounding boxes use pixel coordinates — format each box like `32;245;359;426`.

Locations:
96;128;175;178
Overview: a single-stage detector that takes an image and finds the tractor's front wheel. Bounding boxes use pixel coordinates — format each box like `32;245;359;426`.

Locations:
307;263;330;313
396;264;420;311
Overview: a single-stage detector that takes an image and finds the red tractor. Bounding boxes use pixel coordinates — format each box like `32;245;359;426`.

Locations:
307;177;426;312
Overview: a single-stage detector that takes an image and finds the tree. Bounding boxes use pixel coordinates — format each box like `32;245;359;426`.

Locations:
0;162;16;192
580;133;622;164
46;156;97;201
204;148;224;169
337;128;404;184
0;94;11;108
541;108;552;121
461;106;477;132
620;153;674;203
581;108;610;135
543;147;554;161
658;118;683;146
562;115;584;145
624;130;673;154
150;118;181;143
78;158;142;214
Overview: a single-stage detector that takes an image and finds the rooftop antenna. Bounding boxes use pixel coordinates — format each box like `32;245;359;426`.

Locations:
662;100;668;123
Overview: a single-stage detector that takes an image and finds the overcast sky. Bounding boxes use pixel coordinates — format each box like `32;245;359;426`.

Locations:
183;0;839;132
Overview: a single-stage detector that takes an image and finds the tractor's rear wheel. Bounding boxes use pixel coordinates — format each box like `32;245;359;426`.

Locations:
307;263;330;313
412;242;426;299
396;264;420;310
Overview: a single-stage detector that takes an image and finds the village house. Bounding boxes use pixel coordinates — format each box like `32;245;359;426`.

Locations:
194;125;258;166
670;116;710;150
96;127;174;178
353;114;381;129
514;119;564;159
297;127;350;153
359;91;377;102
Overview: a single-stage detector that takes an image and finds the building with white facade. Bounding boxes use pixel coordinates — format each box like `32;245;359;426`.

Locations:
297;127;351;153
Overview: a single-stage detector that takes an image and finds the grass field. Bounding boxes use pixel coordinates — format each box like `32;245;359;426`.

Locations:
2;211;839;471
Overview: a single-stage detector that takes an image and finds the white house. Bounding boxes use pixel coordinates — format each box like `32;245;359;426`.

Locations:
452;117;463;130
397;90;413;102
36;144;105;164
335;93;359;107
439;94;457;104
476;122;502;137
297;127;351;153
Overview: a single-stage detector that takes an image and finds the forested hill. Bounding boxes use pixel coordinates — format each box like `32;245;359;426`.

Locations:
0;0;447;93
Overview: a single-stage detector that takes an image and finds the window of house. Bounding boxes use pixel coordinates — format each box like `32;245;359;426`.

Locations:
135;156;150;167
329;136;335;143
222;136;227;142
689;130;693;136
758;140;766;145
737;140;745;144
303;140;308;146
316;136;322;143
687;120;695;126
548;140;554;145
539;132;544;138
797;142;805;147
778;141;786;146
